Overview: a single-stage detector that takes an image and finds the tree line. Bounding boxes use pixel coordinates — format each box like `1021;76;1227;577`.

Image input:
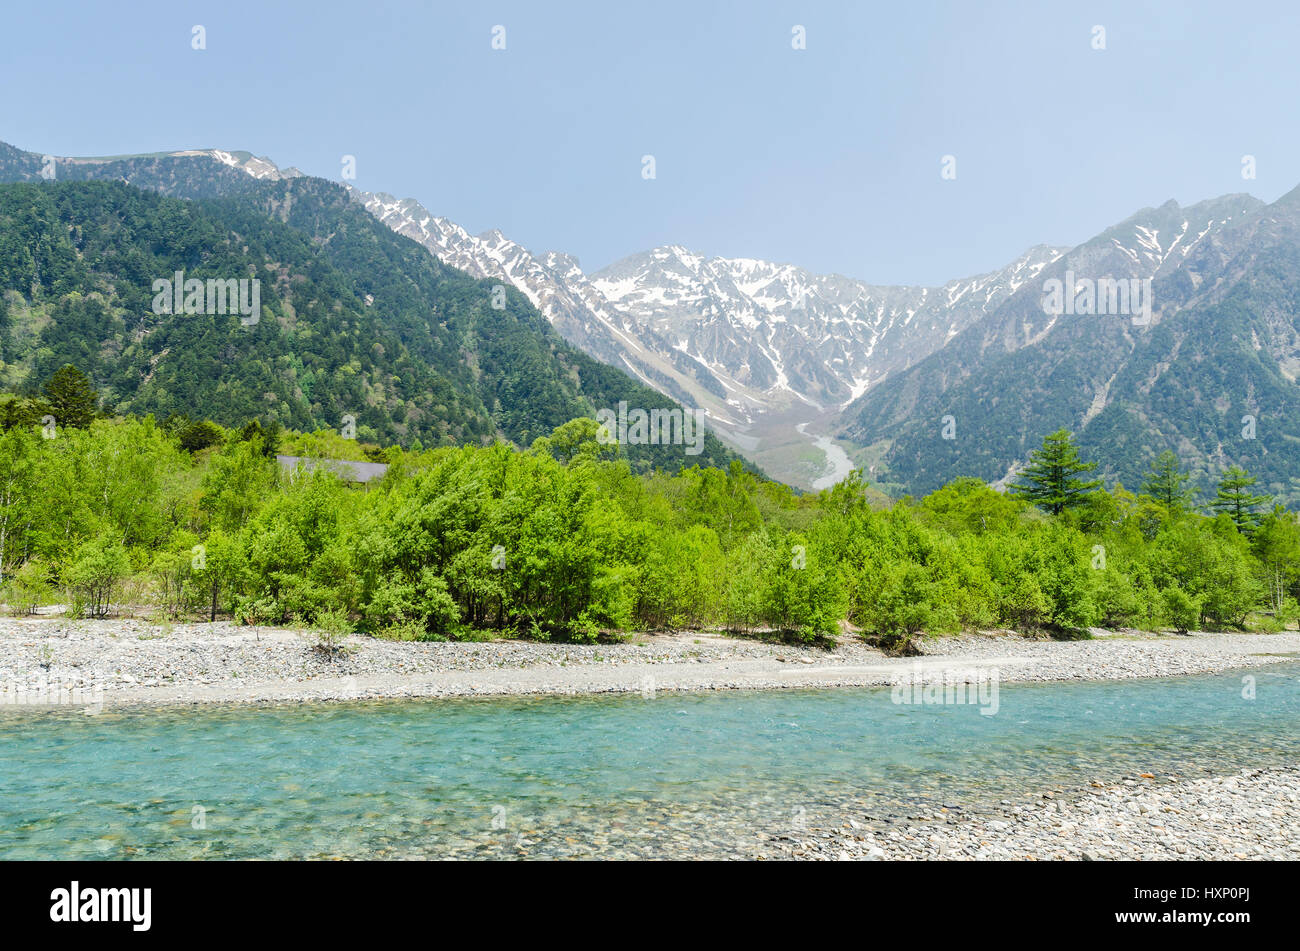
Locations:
2;373;1298;651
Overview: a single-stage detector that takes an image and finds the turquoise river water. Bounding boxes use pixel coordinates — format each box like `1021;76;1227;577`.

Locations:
1;661;1298;859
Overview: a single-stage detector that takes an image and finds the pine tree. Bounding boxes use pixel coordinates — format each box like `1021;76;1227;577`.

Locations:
238;418;281;458
1211;465;1271;532
1010;428;1102;515
41;364;99;429
1141;449;1195;509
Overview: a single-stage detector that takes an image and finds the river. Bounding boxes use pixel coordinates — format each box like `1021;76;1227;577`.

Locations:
795;422;856;490
2;663;1297;859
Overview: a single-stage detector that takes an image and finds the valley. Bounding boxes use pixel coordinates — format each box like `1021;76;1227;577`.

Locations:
14;139;1300;503
5;0;1299;888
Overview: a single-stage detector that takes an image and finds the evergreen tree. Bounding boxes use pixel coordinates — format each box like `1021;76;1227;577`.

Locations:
1141;449;1195;510
238;418;282;458
42;364;98;429
1010;428;1101;515
179;420;225;453
1211;465;1271;533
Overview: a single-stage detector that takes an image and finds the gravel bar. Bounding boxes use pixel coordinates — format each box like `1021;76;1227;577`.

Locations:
2;618;1299;710
775;766;1300;861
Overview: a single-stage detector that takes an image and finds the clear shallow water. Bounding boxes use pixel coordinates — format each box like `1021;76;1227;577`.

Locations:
2;663;1299;859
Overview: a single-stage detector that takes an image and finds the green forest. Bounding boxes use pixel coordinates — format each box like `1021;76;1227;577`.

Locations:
2;368;1297;652
0;178;744;473
1;157;1295;650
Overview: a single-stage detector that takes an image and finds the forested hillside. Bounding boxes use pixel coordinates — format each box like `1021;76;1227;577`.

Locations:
839;191;1300;504
0;144;747;472
0;180;490;445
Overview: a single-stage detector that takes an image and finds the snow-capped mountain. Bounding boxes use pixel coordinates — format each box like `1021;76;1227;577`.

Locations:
837;193;1275;497
356;192;651;363
351;187;1067;478
588;244;1066;417
120;147;1278;493
12;138;1298;495
170;149;304;181
233;157;1300;499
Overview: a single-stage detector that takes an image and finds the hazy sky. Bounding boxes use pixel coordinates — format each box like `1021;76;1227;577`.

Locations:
5;1;1300;284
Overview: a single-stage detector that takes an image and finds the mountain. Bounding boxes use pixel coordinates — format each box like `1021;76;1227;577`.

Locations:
354;185;1066;486
14;138;1297;502
587;243;1065;419
0;178;490;444
356;191;658;378
16;143;1074;490
835;190;1300;501
0;142;745;472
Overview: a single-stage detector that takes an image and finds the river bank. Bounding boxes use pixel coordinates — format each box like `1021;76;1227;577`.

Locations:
3;616;1298;711
4;619;1298;861
775;765;1300;861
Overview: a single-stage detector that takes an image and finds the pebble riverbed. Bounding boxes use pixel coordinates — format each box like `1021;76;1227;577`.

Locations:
772;767;1300;861
3;617;1299;707
3;617;1299;860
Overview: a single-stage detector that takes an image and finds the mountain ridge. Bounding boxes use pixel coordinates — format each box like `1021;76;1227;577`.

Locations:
9;138;1298;500
0;141;748;473
837;189;1300;501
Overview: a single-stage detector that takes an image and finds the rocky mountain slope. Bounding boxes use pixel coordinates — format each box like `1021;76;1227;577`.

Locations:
10;139;1296;499
836;191;1300;501
0;142;744;471
356;185;1067;486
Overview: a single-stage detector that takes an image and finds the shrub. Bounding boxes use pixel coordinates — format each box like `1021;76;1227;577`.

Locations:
235;597;275;628
3;560;52;615
567;613;601;643
309;606;353;657
1093;568;1141;628
1160;586;1201;633
179;420;225;453
64;539;131;619
862;563;955;655
761;537;846;643
149;542;207;619
374;616;438;642
721;533;772;634
637;525;725;628
997;576;1053;630
363;571;461;637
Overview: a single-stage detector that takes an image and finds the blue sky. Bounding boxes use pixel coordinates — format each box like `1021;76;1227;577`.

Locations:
4;1;1299;284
